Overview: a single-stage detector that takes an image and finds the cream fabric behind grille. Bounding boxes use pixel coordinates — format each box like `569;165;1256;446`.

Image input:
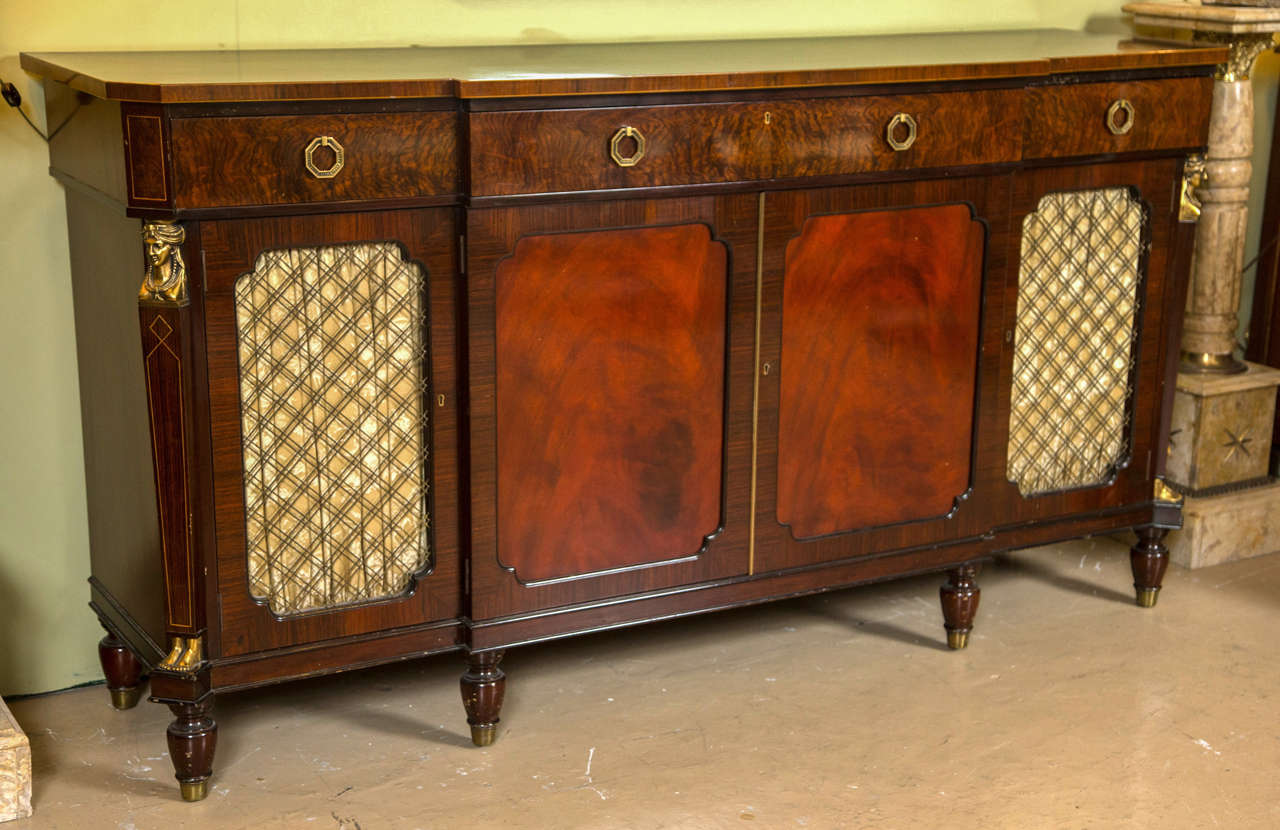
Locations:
1008;188;1144;496
235;243;429;616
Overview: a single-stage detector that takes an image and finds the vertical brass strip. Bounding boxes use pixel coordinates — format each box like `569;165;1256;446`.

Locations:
748;192;765;576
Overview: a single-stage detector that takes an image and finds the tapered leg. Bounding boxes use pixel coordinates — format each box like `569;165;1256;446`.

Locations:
940;564;981;650
166;702;217;802
1131;526;1170;608
97;633;145;710
460;650;506;747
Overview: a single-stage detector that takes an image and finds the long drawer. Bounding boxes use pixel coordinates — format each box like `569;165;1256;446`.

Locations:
468;89;1024;197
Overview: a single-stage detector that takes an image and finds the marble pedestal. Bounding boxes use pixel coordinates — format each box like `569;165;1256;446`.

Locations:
1168;362;1280;493
0;698;31;822
1165;364;1280;569
1169;480;1280;568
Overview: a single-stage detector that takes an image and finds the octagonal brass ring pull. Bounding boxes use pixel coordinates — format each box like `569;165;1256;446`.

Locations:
886;112;917;151
610;125;646;167
1106;99;1135;136
304;136;345;179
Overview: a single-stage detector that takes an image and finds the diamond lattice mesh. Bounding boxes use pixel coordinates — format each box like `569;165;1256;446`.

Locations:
235;242;429;616
1007;188;1144;496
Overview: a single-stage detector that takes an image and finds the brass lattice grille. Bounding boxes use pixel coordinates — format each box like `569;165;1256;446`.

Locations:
235;242;429;616
1007;188;1145;496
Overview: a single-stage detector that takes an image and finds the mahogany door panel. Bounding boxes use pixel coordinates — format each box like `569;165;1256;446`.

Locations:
753;176;1013;574
776;204;985;539
468;195;759;619
992;159;1183;525
200;209;463;656
496;225;727;582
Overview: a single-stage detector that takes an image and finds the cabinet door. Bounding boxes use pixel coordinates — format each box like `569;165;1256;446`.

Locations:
467;195;758;619
995;159;1183;522
200;209;463;656
752;176;1013;574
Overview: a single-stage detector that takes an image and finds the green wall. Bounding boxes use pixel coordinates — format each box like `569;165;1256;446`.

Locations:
0;0;1273;696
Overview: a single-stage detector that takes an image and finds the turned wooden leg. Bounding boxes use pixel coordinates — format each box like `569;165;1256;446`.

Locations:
98;633;145;710
940;564;981;650
1131;526;1170;608
460;650;506;747
166;702;217;802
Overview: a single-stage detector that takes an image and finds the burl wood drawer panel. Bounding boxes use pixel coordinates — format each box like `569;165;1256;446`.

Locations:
469;102;770;196
470;89;1021;197
1024;76;1212;159
168;111;458;208
768;89;1023;178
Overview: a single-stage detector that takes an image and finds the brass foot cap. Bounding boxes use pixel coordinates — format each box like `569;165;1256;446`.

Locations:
946;630;970;650
110;686;144;710
470;724;497;747
179;779;209;802
1136;587;1160;608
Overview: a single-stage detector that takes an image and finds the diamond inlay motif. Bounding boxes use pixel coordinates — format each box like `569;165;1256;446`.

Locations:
235;242;429;616
149;314;173;340
1007;187;1145;496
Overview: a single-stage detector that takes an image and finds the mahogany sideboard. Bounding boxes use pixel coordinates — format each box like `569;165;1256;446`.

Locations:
22;30;1222;801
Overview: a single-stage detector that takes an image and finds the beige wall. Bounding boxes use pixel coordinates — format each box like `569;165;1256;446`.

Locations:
0;0;1272;696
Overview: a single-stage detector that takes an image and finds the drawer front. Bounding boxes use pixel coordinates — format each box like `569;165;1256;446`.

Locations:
470;89;1022;197
768;89;1023;178
1024;76;1212;159
169;111;459;209
469;103;771;196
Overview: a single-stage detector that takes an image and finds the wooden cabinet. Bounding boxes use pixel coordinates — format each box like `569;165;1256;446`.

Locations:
22;30;1221;801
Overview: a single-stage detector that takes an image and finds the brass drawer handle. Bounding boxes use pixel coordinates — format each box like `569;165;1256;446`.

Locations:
304;136;345;179
1106;99;1135;136
886;112;917;151
610;125;646;167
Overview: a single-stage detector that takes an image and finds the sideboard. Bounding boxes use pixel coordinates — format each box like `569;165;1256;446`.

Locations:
21;30;1222;801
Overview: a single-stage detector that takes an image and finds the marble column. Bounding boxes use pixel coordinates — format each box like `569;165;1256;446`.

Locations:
1183;34;1275;373
1124;3;1280;568
1124;2;1280;372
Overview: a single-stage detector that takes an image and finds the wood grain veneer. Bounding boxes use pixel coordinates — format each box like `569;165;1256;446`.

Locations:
1024;76;1213;159
169;111;459;209
494;224;728;582
470;89;1023;197
20;31;1224;103
776;204;985;538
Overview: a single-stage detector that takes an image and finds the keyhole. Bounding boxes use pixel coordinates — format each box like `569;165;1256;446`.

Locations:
437;394;446;407
762;362;771;375
764;112;772;125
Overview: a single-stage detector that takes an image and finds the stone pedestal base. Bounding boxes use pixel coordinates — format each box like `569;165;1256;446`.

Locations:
1167;362;1280;493
1168;479;1280;569
0;698;31;822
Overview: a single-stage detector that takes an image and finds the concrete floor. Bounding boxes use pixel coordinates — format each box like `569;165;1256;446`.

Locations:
6;537;1280;829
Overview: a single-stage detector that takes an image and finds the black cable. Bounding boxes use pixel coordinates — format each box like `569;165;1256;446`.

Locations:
1240;229;1280;277
1;79;83;142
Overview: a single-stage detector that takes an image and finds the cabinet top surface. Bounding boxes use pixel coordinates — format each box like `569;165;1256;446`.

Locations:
20;29;1224;103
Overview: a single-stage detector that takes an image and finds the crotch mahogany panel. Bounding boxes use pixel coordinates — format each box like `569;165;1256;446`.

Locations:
776;204;984;538
495;224;728;582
